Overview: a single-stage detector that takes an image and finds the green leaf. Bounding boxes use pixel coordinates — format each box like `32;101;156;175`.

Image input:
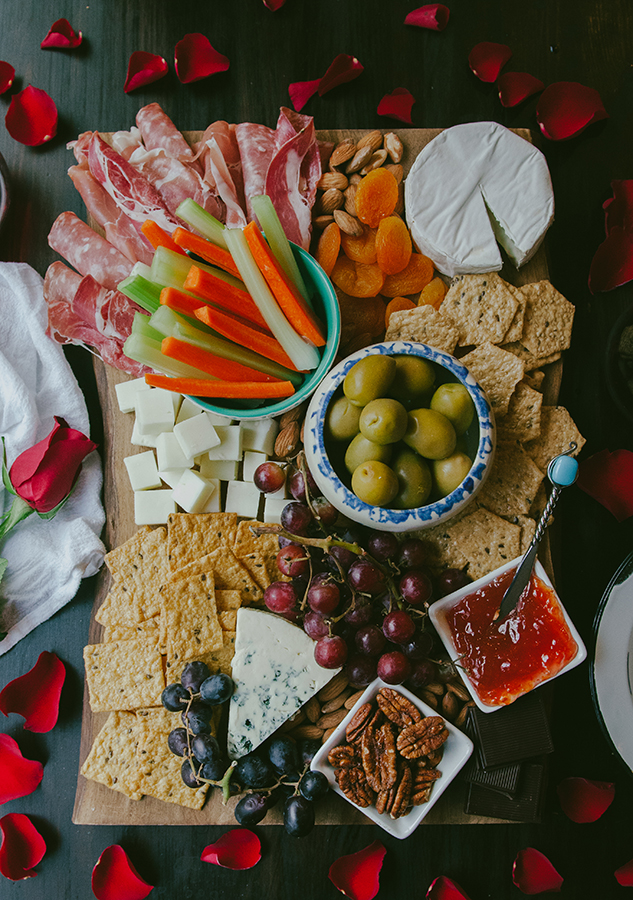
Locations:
1;438;17;497
0;560;7;642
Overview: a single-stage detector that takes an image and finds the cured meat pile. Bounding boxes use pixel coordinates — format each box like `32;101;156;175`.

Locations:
44;103;322;377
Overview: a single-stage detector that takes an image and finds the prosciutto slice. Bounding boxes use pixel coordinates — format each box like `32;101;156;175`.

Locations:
196;121;244;225
234;122;275;221
48;212;133;290
136;102;202;174
203;137;247;227
111;126;144;160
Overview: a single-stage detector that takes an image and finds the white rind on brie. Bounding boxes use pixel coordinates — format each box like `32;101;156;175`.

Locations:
405;122;554;277
227;608;340;759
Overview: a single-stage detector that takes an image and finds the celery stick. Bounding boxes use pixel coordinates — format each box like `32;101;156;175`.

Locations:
224;228;320;372
132;312;164;343
149;306;214;340
130;262;153;280
250;194;311;304
176;198;228;249
123;333;216;380
150;246;193;289
118;275;162;314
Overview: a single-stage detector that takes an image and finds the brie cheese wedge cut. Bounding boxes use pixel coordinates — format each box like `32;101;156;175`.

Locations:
227;608;341;759
405;122;554;277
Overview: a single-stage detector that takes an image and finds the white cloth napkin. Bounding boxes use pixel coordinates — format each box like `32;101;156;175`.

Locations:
0;262;105;656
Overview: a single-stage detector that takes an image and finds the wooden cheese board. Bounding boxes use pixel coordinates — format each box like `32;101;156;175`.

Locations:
72;127;558;827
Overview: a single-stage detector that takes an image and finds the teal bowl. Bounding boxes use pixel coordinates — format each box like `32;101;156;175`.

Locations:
190;244;340;420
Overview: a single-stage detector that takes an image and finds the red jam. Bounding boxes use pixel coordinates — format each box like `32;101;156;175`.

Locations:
442;567;578;707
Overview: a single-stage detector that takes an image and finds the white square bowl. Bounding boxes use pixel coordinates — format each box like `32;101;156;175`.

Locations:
429;556;587;714
310;677;473;839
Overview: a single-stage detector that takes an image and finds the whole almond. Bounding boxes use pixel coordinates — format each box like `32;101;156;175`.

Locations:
317;171;349;192
394;182;405;215
279;402;306;429
318;188;345;214
349;173;363;185
447;681;471;702
384;163;404;184
425;682;445;696
300;418;305;444
345;145;374;174
321;688;352;714
384;132;404;163
279;709;306;732
313;214;335;230
344;184;357;217
420;690;439;709
344;689;365;710
333;209;364;237
304;695;322;723
360;149;388;175
442;691;459;720
291;724;325;740
356;129;383;152
274;421;300;459
318;670;349;701
330;139;357;167
454;705;469;728
322;726;337;744
317;708;348;730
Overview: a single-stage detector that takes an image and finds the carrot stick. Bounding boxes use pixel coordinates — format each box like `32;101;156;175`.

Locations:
161;336;282;383
243;220;326;347
141;219;188;256
195;305;298;371
182;266;271;332
144;373;296;399
172;226;241;279
160;286;273;335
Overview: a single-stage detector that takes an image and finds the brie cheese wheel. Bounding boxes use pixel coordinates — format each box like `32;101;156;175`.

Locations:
405;122;554;277
228;608;340;758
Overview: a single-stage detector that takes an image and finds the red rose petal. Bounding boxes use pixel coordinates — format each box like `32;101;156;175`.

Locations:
5;85;58;146
513;848;563;895
0;61;15;95
318;54;364;97
536;81;608;141
427;876;473;899
200;828;261;870
92;845;154;900
498;72;544;107
404;4;450;31
603;180;633;235
263;0;287;8
328;841;386;900
577;450;633;520
377;87;416;124
174;34;230;84
288;79;321;112
0;651;66;733
124;52;168;93
41;18;82;50
0;813;46;881
615;858;633;887
557;776;615;823
589;227;633;293
468;42;512;83
0;734;43;804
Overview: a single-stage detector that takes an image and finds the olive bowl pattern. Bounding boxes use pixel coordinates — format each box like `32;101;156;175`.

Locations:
304;341;495;532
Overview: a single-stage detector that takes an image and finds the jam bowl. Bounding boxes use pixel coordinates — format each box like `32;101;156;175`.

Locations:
429;557;587;713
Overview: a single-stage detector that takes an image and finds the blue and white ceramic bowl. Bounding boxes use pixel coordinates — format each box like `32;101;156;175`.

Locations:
304;341;495;532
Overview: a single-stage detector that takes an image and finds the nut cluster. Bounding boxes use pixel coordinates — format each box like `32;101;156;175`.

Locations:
279;671;361;744
418;675;474;728
313;130;405;235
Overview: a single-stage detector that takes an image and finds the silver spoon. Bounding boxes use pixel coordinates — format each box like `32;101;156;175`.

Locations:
494;443;579;623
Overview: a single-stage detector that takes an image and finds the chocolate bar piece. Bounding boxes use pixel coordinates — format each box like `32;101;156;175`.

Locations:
461;708;522;797
470;691;553;768
465;763;546;822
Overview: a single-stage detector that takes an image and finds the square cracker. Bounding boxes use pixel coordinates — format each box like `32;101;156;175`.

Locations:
160;573;223;663
136;708;208;810
80;711;142;799
519;281;575;358
460;342;525;416
216;590;242;611
95;585;143;627
167;513;238;571
166;631;236;681
439;272;519;346
218;610;237;631
411;509;472;571
501;341;561;372
522;406;586;472
523;369;545;391
445;507;522;580
104;527;169;620
233;520;283;589
83;638;165;712
477;442;545;517
496;382;543;443
102;616;161;644
502;283;528;343
384;305;459;354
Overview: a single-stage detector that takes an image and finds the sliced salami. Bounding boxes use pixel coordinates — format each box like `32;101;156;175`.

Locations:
48;211;133;291
203;136;247;227
234;122;275;221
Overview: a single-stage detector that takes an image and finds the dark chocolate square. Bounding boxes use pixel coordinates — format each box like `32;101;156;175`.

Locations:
470;691;553;768
464;763;546;822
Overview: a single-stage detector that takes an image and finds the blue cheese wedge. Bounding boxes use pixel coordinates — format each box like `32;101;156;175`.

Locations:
228;608;340;758
405;122;554;277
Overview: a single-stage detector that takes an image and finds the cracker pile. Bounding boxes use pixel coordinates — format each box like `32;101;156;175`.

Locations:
81;513;281;809
387;274;585;581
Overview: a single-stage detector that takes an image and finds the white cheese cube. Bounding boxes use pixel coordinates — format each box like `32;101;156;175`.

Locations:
207;425;243;461
264;497;289;524
176;396;204;424
268;482;288;500
135;389;175;436
124;450;162;491
241;419;278;456
159;468;189;489
156;432;194;471
198;457;239;481
152;387;182;418
225;481;261;519
200;478;222;512
134;489;176;525
243;450;267;482
174;413;220;459
206;411;235;426
130;418;157;448
115;377;151;414
173;469;217;514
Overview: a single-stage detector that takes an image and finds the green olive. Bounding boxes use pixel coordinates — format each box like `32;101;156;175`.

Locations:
345;433;392;474
326;395;362;442
343;355;397;407
358;398;408;445
391;446;432;509
404;408;457;460
430;382;475;436
351;460;399;507
432;451;473;496
389;356;436;405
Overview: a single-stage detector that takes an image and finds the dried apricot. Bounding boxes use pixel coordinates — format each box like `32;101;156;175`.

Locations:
418;276;448;309
375;216;412;275
385;296;416;328
355;167;399;228
341;225;377;264
316;222;341;276
331;254;385;298
381;253;434;298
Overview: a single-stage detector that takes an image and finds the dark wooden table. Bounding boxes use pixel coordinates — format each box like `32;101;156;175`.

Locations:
1;1;633;897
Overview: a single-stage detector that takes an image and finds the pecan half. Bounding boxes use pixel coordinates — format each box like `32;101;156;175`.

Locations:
361;720;397;793
396;716;449;760
328;744;358;769
345;702;373;744
376;687;422;728
337;764;375;808
376;763;413;819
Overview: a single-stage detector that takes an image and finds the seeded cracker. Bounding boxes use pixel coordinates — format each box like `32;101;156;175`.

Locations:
384;305;459;354
80;711;143;799
522;406;586;471
413;508;471;571
166;631;236;680
477;442;545;517
167;512;238;571
216;590;242;610
218;610;237;631
102;616;161;644
500;341;561;372
233;520;285;587
160;573;223;664
83;638;165;711
502;282;528;343
523;369;545;391
459;342;525;416
496;382;543;442
136;708;208;809
518;281;575;358
95;585;143;627
439;272;519;346
104;526;169;620
444;508;522;581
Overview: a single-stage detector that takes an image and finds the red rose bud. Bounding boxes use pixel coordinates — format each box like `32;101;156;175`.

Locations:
9;417;96;513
